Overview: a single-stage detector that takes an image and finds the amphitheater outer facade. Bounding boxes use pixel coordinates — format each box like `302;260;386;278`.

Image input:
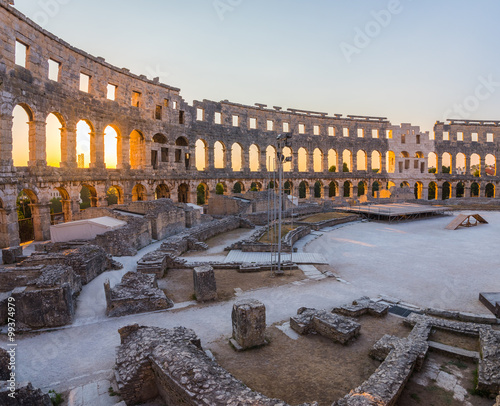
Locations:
1;0;500;248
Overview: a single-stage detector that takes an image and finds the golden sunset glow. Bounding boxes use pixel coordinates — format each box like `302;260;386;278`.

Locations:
104;126;118;169
46;113;62;167
12;105;29;167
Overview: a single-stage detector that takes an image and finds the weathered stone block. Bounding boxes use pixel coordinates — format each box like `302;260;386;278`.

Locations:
291;307;361;345
193;265;217;302
478;328;500;394
0;381;52;406
231;299;267;351
2;246;22;264
105;272;173;317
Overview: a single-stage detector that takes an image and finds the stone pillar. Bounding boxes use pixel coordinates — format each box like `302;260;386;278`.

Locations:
207;146;215;170
381;154;387;174
481;183;487;198
464;184;471;198
117;135;131;170
189;189;198;206
436;185;442;200
340;183;345;198
230;299;267;351
0;207;21;248
28;120;47;167
480;157;486;177
143;139;153;171
309;186;315;199
307;153;313;173
352;152;357;173
193;265;217;302
30;203;51;241
323;153;329;173
61;200;73;222
422;186;429;201
0;113;14;172
436;155;442;174
353;185;359;197
242;148;249;173
92;125;106;169
60;125;78;168
260;150;268;172
367;155;372;172
292;151;299;172
323;185;331;198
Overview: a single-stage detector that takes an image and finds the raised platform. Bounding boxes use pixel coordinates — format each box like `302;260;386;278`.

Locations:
480;292;500;317
335;203;451;223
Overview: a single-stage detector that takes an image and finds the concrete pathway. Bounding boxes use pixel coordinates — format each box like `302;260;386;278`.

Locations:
224;250;327;264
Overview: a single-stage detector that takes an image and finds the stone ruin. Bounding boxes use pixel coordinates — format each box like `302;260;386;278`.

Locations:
104;272;174;318
0;348;52;405
193;265;217;302
111;293;500;406
115;324;317;406
230;299;268;351
291;308;361;345
0;244;117;329
290;297;389;345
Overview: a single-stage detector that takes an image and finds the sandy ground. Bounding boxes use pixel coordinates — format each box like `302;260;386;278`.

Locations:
1;211;498;402
304;211;500;313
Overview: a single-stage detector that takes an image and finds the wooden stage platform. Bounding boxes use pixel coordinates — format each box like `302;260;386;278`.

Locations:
334;203;452;223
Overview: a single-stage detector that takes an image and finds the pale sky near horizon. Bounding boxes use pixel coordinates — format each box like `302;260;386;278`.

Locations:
11;0;500;136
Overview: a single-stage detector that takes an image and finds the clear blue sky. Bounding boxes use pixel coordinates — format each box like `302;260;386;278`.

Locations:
12;0;500;133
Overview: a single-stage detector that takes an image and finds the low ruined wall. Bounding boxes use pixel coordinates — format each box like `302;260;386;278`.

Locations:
116;325;316;406
23;245;111;285
0;266;44;293
12;284;74;329
159;216;250;256
207;195;251;216
93;217;151;256
296;214;359;231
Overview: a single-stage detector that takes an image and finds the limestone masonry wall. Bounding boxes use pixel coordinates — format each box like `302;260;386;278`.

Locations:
1;2;500;248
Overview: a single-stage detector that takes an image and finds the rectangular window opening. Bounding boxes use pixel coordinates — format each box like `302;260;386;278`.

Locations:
328;126;334;137
443;131;450;141
249;118;257;129
343;128;349;137
314;125;320;136
172;101;178;109
487;133;494;143
196;108;204;121
80;73;91;93
416;134;421;144
401;134;406;144
15;40;28;68
161;147;169;162
283;122;290;132
457;132;463;141
155;105;163;120
131;91;141;107
107;84;117;100
232;115;239;127
48;59;60;81
299;124;305;134
372;129;379;139
179;111;185;124
471;132;478;142
357;128;364;138
215;112;222;125
386;130;393;139
267;120;274;131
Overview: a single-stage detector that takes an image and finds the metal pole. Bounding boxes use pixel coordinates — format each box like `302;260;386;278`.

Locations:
277;150;283;275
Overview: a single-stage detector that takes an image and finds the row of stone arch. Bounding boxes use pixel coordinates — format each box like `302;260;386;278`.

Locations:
10;104;190;169
195;140;403;173
430;152;497;176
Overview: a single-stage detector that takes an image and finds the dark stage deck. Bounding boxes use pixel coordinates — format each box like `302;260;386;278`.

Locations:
335;203;451;222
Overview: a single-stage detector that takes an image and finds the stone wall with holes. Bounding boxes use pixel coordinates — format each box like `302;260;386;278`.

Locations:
2;2;500;248
115;324;317;406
